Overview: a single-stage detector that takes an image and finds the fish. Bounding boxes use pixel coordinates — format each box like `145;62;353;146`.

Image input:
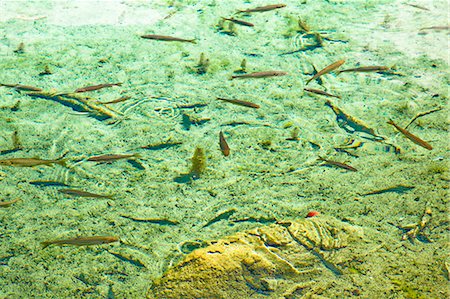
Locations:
336;66;390;75
217;97;260;109
387;119;432;150
203;209;237;228
419;26;450;31
140;34;196;43
362;185;414;196
29;180;72;187
120;215;179;225
304;88;341;98
404;3;429;10
107;250;146;268
0;83;43;91
306;59;345;85
0;198;20;207
75;83;122;93
237;4;286;13
221;17;254;27
58;189;112;199
87;153;140;162
231;71;287;79
318;156;357;172
0;157;66;167
140;141;182;150
219;131;230;156
100;96;131;104
41;236;119;249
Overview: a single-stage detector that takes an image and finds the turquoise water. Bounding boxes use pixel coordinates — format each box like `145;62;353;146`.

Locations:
0;0;448;298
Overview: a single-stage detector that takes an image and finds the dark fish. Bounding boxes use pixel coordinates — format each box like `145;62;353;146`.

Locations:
387;119;432;150
336;66;390;75
29;180;72;187
306;59;345;85
41;236;119;248
221;17;254;27
107;250;146;268
203;209;236;228
238;4;286;13
140;141;182;150
219;131;230;156
58;189;112;199
127;159;145;170
87;153;139;162
363;185;415;196
304;88;340;98
231;70;287;79
419;26;450;31
217;97;260;109
0;148;21;156
0;83;42;91
75;83;122;93
404;3;429;10
120;215;179;225
140;34;196;43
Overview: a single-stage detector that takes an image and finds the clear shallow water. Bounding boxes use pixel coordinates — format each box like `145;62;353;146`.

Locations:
0;0;448;298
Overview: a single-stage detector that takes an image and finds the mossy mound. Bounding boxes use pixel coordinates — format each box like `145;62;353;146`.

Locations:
148;216;368;298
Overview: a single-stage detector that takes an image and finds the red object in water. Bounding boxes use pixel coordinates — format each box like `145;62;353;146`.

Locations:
306;211;320;218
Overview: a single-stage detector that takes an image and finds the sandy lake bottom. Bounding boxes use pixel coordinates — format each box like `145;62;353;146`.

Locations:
0;0;449;298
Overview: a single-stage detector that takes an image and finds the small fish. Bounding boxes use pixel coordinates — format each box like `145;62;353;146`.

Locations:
140;34;196;43
306;59;345;85
419;26;450;31
363;185;415;196
75;83;122;93
217;97;260;109
0;157;66;167
41;236;119;249
140;141;182;150
221;17;254;27
100;96;131;104
127;159;145;170
203;209;237;228
318;156;357;172
87;153;140;162
0;198;20;207
387;119;432;150
0;83;43;92
29;180;72;187
404;3;430;11
121;215;179;225
237;4;286;13
107;250;146;268
219;131;230;156
58;189;112;199
336;66;390;75
304;88;340;99
231;70;287;79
